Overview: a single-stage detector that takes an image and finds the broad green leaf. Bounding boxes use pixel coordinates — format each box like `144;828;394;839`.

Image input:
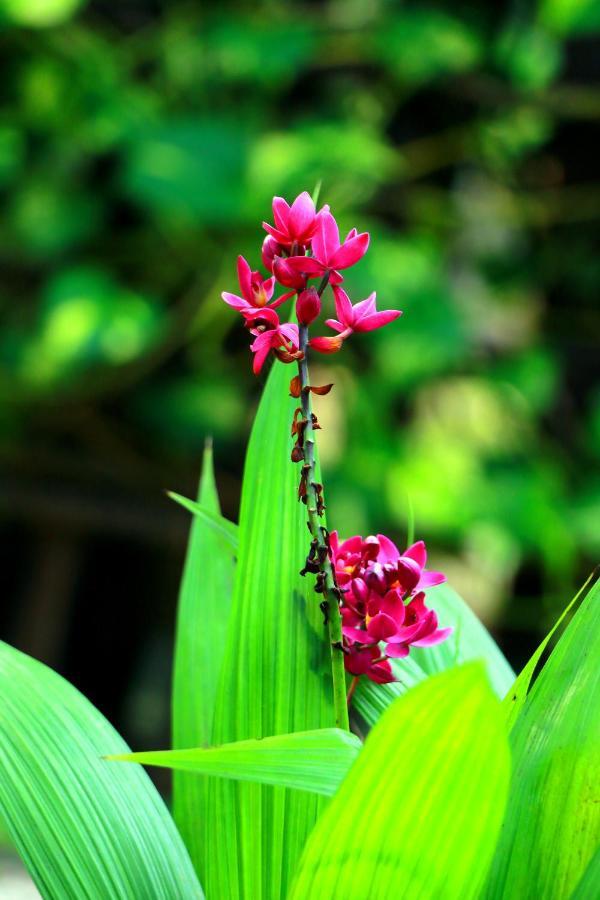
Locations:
353;655;428;728
168;489;239;550
0;641;203;900
502;572;593;730
171;444;235;882
571;847;600;900
109;728;360;797
410;583;515;698
484;578;600;899
290;664;510;900
205;360;336;900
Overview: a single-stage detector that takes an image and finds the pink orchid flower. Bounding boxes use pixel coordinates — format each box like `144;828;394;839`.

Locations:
222;256;292;314
308;288;401;354
343;643;394;684
249;320;301;375
326;286;402;336
263;191;322;248
285;210;370;283
376;591;453;658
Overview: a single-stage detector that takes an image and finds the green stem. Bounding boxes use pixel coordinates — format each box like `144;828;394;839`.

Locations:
297;323;349;732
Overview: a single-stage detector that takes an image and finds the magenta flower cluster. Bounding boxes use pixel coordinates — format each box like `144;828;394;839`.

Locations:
331;533;452;684
222;191;402;373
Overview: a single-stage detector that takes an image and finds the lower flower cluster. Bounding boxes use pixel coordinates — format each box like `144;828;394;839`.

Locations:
330;533;453;684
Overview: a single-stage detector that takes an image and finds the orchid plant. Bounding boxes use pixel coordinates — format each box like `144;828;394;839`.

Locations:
223;189;450;726
0;190;597;900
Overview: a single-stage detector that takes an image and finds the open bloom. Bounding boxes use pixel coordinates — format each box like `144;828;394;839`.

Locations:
327;286;402;335
249;319;301;375
329;530;451;681
351;590;453;659
284;210;369;284
344;644;394;684
222;256;291;314
309;288;402;354
263;191;323;248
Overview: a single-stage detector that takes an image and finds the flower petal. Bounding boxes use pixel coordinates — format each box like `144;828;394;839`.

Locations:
385;643;410;658
376;534;401;564
366;613;398;642
312;211;340;263
329;232;369;270
221;292;250;311
272;196;290;232
353;309;402;333
419;571;447;588
333;286;354;328
279;322;299;347
412;626;453;647
404;541;427;567
250;332;273;375
289;191;315;240
351;293;378;322
237;255;253;304
262;222;290;244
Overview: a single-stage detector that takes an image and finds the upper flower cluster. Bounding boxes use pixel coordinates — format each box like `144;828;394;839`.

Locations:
330;533;452;684
222;191;402;373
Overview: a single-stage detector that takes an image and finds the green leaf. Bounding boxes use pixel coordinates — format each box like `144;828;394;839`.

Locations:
290;664;510;899
502;572;594;730
0;641;203;899
171;443;236;882
168;489;238;550
410;583;515;698
484;577;600;899
109;728;360;797
205;360;336;899
571;847;600;900
353;655;428;728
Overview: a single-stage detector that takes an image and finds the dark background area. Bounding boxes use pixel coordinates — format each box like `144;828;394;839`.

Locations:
1;0;599;757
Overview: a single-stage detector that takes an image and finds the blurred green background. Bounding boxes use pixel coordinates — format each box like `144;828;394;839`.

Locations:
1;0;599;756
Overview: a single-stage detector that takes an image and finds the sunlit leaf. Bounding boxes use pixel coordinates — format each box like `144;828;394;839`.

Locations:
168;489;238;550
484;577;600;899
171;444;235;881
571;847;600;900
110;728;360;797
502;572;594;730
290;664;510;899
0;641;203;899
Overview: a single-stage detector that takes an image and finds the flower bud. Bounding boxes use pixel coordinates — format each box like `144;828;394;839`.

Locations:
262;235;284;273
296;288;321;326
273;256;306;289
308;335;344;354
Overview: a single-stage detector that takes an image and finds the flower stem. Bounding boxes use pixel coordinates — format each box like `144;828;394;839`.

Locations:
297;323;349;732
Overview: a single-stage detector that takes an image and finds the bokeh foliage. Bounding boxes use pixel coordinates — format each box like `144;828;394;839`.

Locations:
0;0;598;700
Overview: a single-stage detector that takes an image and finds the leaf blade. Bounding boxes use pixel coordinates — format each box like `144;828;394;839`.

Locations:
109;728;360;797
0;641;203;900
484;577;600;899
168;489;239;550
290;664;511;900
171;443;236;881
